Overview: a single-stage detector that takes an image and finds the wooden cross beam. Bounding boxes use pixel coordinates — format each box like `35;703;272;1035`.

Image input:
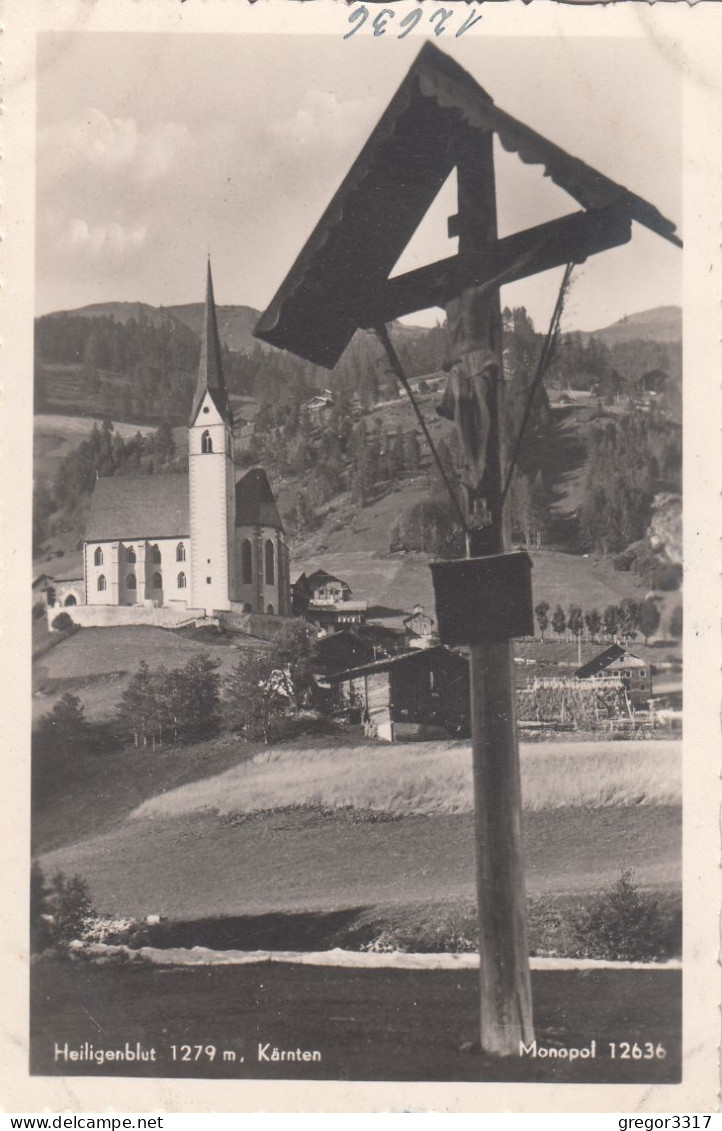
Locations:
357;205;632;328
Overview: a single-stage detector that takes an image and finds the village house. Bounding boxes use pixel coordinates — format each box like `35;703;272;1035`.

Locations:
575;643;653;708
292;568;368;630
402;603;437;649
330;645;469;742
45;261;290;628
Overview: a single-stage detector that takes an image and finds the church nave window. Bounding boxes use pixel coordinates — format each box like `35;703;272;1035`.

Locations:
126;574;137;590
177;572;187;589
97;575;106;592
126;547;137;564
241;539;253;585
265;539;275;586
201;430;213;454
176;542;186;562
151;545;162;563
152;572;162;590
94;547;103;567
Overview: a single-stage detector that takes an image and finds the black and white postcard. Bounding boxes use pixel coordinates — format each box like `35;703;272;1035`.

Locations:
2;0;720;1114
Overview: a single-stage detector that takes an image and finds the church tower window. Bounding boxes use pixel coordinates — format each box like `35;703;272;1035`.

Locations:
177;572;187;589
126;547;137;564
126;574;137;590
152;573;162;590
241;539;253;585
176;543;186;562
97;575;106;592
265;539;275;586
151;545;162;563
94;547;103;567
201;430;213;454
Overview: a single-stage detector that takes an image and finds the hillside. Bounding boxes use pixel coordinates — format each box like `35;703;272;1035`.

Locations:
165;302;262;354
578;306;681;348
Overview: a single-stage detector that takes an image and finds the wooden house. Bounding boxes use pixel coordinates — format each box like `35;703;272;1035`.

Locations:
330;645;469;742
402;603;436;649
575;643;653;708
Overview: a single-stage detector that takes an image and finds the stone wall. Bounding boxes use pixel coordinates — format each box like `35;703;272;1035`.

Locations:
48;603;204;631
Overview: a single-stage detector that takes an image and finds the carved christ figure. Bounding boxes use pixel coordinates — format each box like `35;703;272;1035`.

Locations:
438;286;500;493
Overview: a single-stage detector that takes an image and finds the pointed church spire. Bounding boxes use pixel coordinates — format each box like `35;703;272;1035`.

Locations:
190;257;231;424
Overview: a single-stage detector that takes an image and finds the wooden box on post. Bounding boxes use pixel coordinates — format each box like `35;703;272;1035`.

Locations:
430;550;534;645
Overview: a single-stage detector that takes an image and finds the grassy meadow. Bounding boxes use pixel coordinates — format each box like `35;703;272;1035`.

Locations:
133;739;681;821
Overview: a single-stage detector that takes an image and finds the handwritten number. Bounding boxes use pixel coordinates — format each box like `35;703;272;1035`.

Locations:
430;8;454;36
398;9;423;39
457;9;483;37
372;8;395;36
344;5;368;39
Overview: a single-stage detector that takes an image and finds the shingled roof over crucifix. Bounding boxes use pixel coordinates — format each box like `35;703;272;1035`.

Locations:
255;42;680;369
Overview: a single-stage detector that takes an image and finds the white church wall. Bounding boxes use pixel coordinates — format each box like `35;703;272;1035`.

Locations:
85;537;192;608
189;392;234;615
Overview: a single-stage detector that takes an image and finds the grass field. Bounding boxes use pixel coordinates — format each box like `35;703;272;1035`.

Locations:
32;625;254;722
30;961;681;1083
35;729;681;924
134;740;681;820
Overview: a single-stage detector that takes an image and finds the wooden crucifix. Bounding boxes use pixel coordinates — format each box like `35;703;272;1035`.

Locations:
254;41;681;1058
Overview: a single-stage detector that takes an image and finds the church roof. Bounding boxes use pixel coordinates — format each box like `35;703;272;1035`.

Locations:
235;468;283;530
85;474;190;542
190;259;231;425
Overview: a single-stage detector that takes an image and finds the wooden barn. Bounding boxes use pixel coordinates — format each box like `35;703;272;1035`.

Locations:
330;645;469;742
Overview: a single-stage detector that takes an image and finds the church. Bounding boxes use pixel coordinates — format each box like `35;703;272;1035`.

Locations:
68;262;290;623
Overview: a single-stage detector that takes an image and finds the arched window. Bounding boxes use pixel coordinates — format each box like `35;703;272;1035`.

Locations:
126;573;137;590
176;542;186;562
177;572;187;589
265;539;275;586
266;603;275;615
241;539;253;585
94;547;103;567
151;544;161;563
64;594;77;607
152;572;162;590
201;430;213;454
97;575;106;592
126;547;137;564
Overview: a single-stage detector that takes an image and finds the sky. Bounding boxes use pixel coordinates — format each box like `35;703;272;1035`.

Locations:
36;32;682;336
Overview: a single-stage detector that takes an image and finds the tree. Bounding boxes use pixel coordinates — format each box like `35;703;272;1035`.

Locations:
172;655;221;739
669;605;683;639
534;601;550;642
638;599;661;645
585;608;602;642
567;604;584;641
225;624;312;740
603;604;620;640
618;597;642;641
117;661;158;748
551;604;566;640
266;620;314;713
38;693;89;756
43;871;96;949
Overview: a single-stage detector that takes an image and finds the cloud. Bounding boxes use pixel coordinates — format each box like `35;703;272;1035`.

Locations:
268;88;371;159
39;108;193;183
56;218;148;257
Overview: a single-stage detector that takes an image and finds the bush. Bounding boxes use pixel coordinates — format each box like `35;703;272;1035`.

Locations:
51;611;74;632
37;692;89;755
32;601;46;621
31;866;97;951
572;870;680;962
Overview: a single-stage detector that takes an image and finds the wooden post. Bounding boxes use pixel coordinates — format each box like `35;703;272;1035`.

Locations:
449;128;534;1055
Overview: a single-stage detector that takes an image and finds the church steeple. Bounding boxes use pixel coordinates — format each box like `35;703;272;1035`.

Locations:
190;257;231;425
